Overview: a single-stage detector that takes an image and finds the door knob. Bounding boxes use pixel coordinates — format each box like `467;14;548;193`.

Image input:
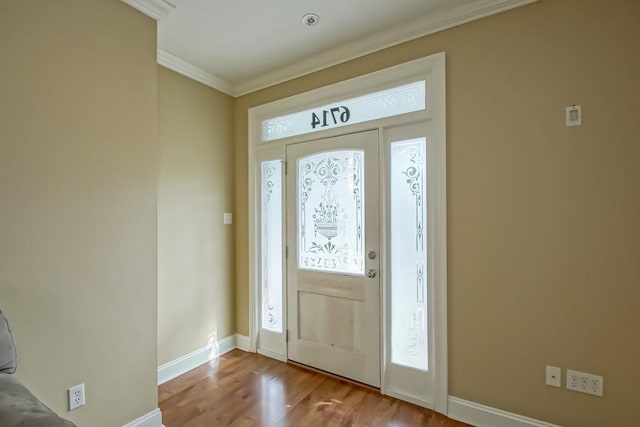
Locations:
367;269;377;278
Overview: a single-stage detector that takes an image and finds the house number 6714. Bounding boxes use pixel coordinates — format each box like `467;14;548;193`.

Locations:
311;106;351;129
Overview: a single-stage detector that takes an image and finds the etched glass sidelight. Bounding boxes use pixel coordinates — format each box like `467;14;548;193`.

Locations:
298;151;365;275
261;160;283;333
390;138;428;371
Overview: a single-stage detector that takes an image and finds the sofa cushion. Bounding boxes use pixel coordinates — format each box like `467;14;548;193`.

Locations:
0;373;76;427
0;309;17;374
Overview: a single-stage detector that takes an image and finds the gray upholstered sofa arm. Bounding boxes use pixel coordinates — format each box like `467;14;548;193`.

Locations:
0;308;17;374
0;309;76;427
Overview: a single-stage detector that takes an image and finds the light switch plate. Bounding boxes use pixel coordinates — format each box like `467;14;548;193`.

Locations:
566;105;582;126
223;213;233;225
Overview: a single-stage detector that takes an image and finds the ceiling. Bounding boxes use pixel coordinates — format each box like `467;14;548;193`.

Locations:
154;0;535;96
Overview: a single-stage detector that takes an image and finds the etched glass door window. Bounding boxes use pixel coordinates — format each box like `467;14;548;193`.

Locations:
390;138;428;371
297;150;365;275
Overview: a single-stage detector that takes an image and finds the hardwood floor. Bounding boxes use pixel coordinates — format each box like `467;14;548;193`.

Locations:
159;349;471;427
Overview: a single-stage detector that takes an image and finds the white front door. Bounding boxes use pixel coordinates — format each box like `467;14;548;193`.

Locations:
286;130;380;387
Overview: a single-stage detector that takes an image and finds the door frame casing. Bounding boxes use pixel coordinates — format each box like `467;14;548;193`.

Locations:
247;52;447;414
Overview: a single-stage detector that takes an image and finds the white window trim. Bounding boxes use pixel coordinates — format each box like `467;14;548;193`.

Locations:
247;52;447;415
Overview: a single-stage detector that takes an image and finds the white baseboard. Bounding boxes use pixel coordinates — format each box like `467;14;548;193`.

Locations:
157;335;237;385
218;334;236;355
236;333;250;351
122;408;163;427
448;397;562;427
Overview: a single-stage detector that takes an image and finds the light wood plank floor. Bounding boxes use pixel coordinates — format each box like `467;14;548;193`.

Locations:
159;349;472;427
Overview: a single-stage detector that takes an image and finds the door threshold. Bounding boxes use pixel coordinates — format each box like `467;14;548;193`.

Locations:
287;359;380;392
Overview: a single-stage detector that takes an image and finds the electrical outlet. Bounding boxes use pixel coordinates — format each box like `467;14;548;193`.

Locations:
566;369;603;397
68;383;85;410
545;365;562;387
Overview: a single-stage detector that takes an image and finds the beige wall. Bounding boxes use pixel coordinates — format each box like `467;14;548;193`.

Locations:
0;1;158;426
157;66;235;365
234;1;640;425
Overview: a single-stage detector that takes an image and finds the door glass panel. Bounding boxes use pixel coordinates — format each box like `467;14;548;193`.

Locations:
390;138;428;371
298;150;365;275
261;160;283;332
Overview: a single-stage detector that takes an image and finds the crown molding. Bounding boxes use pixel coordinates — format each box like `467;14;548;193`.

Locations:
121;0;175;21
157;49;236;96
154;0;537;96
234;0;537;96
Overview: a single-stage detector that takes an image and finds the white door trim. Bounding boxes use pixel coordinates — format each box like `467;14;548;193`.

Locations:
248;52;447;414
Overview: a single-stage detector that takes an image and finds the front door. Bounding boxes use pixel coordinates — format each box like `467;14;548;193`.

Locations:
286;130;380;387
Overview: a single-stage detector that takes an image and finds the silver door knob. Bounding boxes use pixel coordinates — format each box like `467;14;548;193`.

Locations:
367;269;377;278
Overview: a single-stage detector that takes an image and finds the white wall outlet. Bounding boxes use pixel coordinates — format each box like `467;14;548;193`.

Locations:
545;365;562;387
566;105;582;126
223;212;233;225
566;369;603;396
68;383;85;411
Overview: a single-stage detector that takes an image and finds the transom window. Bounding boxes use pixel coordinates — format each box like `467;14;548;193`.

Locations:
261;81;426;142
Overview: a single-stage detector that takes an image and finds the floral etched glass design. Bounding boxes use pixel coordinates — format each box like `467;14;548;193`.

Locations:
390;138;428;371
262;81;425;142
261;160;283;333
298;151;365;275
